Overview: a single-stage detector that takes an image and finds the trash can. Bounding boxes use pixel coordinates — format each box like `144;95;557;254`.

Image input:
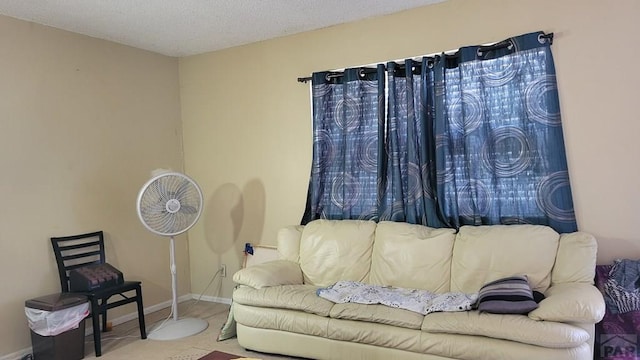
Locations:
25;293;89;360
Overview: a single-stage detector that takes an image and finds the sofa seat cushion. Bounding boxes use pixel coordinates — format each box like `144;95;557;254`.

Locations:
422;311;589;348
370;221;456;292
234;303;330;338
235;303;591;360
327;316;590;360
233;285;334;317
327;317;425;353
416;333;590;360
329;303;424;329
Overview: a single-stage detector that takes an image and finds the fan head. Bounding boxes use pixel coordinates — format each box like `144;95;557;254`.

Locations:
136;172;203;236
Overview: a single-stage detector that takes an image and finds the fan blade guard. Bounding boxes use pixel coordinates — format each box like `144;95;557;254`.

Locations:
136;172;203;236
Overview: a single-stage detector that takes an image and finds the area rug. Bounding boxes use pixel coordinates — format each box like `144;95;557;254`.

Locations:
198;350;261;360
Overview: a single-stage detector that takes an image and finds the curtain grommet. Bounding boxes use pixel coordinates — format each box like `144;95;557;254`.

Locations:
538;33;546;44
476;48;483;57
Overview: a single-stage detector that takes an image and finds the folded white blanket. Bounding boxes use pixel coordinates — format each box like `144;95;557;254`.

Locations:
317;280;478;315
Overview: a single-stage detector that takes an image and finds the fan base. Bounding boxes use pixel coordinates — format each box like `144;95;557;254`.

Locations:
148;317;209;341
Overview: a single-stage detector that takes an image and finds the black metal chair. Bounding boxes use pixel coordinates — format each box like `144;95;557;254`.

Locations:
50;231;146;357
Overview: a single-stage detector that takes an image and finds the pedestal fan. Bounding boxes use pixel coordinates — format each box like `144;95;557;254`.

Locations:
136;170;208;340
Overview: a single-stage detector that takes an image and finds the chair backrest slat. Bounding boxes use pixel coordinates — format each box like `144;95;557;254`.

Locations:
61;250;102;262
58;240;101;252
51;231;106;292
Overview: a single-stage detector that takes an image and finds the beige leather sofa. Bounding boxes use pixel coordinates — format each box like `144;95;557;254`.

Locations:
232;220;605;360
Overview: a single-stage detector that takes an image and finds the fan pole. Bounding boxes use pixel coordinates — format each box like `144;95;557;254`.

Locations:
147;234;209;340
170;236;178;322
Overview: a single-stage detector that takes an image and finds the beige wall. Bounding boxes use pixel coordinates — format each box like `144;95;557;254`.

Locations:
181;0;640;299
0;16;186;356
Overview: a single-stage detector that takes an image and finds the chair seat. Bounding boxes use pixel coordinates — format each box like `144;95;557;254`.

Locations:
86;280;142;296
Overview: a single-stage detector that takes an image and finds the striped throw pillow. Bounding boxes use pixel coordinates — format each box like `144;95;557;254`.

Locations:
476;275;539;314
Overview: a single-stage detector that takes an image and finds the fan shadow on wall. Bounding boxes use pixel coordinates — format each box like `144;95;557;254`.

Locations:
203;178;265;261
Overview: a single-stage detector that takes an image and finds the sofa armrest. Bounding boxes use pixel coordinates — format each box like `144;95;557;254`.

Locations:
232;260;303;289
528;282;605;323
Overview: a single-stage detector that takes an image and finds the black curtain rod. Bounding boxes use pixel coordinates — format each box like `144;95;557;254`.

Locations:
477;32;554;55
298;32;554;84
295;59;435;83
298;67;379;83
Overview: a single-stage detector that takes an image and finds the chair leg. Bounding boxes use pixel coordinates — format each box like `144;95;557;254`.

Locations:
136;285;147;339
91;298;102;357
101;304;108;332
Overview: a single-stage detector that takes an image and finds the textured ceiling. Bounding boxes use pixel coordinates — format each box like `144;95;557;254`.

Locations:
0;0;445;57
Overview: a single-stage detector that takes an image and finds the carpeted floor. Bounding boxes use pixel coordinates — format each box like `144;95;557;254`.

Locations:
198;350;260;360
81;300;300;360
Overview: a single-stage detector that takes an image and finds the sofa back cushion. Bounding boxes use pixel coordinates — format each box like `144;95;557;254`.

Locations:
299;220;376;287
369;221;456;292
450;225;559;293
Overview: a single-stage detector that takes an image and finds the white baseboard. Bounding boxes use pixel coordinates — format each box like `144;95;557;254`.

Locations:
1;294;233;360
0;349;30;360
111;294;193;327
192;294;232;305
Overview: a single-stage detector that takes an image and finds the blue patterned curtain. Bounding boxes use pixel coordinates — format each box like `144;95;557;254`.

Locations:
301;66;386;223
430;32;576;233
303;31;577;233
380;60;442;227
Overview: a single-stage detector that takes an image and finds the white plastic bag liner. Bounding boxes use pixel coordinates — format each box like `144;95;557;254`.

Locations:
25;302;89;336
